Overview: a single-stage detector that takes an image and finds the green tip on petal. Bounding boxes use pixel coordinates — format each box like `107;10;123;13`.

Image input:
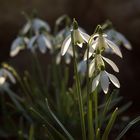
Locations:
73;18;78;30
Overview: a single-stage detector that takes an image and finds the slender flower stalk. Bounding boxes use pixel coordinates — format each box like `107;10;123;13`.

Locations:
86;41;95;140
70;19;87;140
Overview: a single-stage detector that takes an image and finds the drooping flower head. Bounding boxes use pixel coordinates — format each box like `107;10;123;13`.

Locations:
61;19;90;56
22;17;51;35
85;25;121;94
84;26;122;61
27;32;53;54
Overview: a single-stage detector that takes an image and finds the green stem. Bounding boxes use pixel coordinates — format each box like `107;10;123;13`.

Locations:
71;31;86;140
93;88;98;135
86;44;94;140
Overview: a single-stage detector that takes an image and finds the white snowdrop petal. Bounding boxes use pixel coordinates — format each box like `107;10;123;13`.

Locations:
102;56;119;72
37;35;49;53
92;73;100;92
83;45;95;61
106;39;122;58
79;30;90;42
10;37;23;57
10;47;21;57
118;34;132;50
100;71;109;94
0;76;6;85
21;21;31;34
89;59;95;77
106;72;120;88
77;43;83;48
61;35;71;56
91;40;98;50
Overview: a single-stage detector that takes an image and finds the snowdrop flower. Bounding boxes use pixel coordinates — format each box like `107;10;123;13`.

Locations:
22;18;51;35
92;70;120;94
0;68;16;85
28;33;52;54
10;36;29;57
105;28;132;50
61;19;90;56
84;28;122;60
89;54;119;77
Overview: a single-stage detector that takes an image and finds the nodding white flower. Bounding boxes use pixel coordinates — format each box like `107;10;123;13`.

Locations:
22;18;51;34
92;70;120;94
89;54;119;77
61;20;90;56
105;28;132;50
55;26;85;64
10;36;29;57
28;33;52;54
84;32;122;61
0;68;16;85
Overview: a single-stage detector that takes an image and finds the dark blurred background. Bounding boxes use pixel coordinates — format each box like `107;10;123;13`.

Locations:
0;0;140;138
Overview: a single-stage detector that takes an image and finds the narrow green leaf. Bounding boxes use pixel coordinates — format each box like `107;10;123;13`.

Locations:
29;124;34;140
115;116;140;140
45;98;75;140
30;107;67;140
101;107;118;140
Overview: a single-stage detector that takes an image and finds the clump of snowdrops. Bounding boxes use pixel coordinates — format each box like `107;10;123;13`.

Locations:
0;13;139;140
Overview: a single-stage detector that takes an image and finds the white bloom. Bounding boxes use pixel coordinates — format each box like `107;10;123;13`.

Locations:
84;33;122;60
105;29;132;50
92;70;120;94
89;54;119;77
22;18;51;34
0;68;16;85
10;36;29;57
61;28;90;56
28;33;52;54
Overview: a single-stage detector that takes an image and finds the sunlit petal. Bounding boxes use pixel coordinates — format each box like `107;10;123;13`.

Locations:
106;38;122;58
100;71;109;94
106;72;120;88
102;56;119;72
92;73;101;92
61;35;71;55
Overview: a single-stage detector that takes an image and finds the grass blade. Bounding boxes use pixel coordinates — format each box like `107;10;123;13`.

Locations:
45;98;75;140
115;116;140;140
101;107;118;140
